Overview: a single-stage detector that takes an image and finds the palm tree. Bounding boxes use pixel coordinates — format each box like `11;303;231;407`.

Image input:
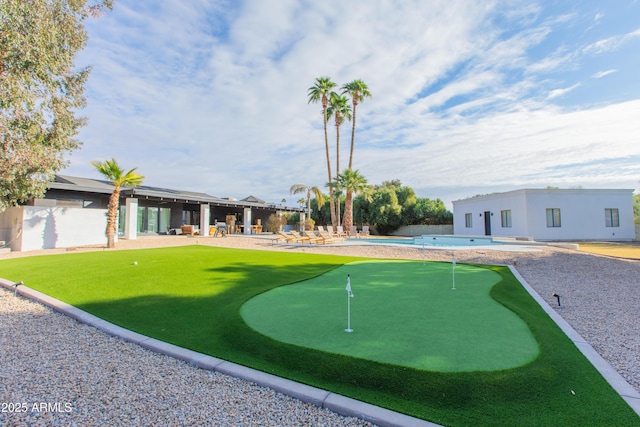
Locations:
91;158;144;248
333;169;369;231
341;79;371;170
308;77;337;227
326;93;351;226
290;183;326;230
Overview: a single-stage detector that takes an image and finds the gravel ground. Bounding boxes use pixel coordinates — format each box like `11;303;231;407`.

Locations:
0;288;375;427
1;235;638;426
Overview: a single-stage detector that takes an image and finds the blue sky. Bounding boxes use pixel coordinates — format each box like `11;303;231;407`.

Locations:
69;0;640;208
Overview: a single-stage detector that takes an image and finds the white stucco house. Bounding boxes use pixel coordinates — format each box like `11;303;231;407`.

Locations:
0;175;304;252
452;188;635;241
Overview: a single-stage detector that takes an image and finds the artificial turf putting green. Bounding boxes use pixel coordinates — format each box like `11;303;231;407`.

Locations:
1;245;637;426
241;260;539;372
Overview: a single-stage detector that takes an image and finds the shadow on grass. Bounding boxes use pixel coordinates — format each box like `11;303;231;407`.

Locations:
73;262;637;427
2;246;635;426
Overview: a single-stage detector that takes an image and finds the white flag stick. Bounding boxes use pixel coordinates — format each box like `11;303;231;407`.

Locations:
345;274;353;332
452;255;456;291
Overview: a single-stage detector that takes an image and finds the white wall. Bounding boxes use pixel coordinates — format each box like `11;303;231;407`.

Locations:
453;190;530;237
525;189;634;241
18;206;108;251
453;189;635;241
389;224;454;236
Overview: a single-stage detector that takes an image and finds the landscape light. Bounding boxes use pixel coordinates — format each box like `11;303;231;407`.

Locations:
552;292;561;307
13;281;23;296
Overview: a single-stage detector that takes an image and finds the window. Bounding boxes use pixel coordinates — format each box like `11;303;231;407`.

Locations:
605;208;619;227
546;208;561;227
464;213;472;228
501;210;512;228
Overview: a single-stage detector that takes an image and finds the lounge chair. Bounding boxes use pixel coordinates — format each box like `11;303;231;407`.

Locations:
317;225;325;232
336;226;347;237
275;231;296;244
303;230;324;244
361;225;370;237
318;230;339;244
290;230;311;244
348;226;358;238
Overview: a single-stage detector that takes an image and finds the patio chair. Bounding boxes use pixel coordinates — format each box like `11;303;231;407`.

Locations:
181;225;198;236
289;230;311;244
275;231;296;244
318;230;339;244
303;230;324;244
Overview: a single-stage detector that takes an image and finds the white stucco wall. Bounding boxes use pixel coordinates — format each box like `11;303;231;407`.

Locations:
453;190;530;237
389;224;454;236
453;189;635;241
524;189;634;241
18;206;108;251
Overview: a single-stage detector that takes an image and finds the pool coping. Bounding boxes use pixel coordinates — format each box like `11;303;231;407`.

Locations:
2;266;639;423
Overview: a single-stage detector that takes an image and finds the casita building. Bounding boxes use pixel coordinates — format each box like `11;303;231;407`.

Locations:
452;188;635;241
0;175;304;252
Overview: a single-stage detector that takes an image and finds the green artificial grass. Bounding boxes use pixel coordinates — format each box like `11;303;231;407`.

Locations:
241;260;539;372
0;246;637;426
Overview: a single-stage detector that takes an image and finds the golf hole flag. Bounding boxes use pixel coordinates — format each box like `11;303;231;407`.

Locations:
345;275;354;332
346;274;354;297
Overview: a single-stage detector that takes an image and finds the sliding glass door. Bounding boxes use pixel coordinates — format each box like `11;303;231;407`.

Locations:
136;206;172;234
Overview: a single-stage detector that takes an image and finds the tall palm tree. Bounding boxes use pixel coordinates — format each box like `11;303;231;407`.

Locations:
341;79;371;170
326;93;351;226
333;169;369;231
290;183;325;230
308;77;337;227
91;158;144;248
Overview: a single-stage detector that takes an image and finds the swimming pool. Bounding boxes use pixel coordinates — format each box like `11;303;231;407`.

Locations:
360;235;502;247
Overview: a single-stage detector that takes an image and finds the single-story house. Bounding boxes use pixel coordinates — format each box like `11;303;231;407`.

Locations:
0;175;304;252
452;188;635;241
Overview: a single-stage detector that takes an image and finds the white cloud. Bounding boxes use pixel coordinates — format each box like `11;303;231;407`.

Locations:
68;0;640;207
592;69;618;78
582;27;640;54
546;83;581;99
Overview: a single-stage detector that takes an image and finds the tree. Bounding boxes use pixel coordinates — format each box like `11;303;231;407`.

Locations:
91;158;144;248
368;187;402;235
405;197;453;225
332;169;370;231
290;183;325;231
326;93;351;226
265;213;287;233
341;79;371;170
0;0;113;212
353;180;453;234
310;195;331;226
307;77;337;227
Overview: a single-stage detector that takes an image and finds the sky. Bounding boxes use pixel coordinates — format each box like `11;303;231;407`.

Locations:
69;0;640;209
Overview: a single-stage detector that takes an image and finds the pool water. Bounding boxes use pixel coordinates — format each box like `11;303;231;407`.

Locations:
361;235;501;247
